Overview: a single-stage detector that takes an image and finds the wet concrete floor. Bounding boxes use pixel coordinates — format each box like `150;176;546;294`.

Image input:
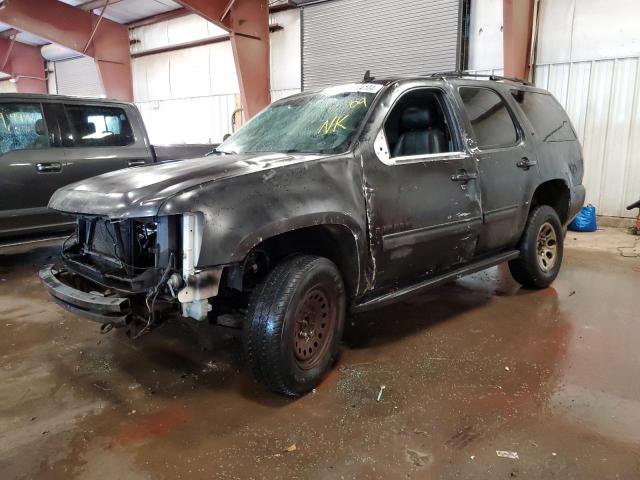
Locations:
0;228;639;479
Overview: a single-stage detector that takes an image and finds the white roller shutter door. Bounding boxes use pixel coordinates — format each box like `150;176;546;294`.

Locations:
54;56;104;97
302;0;463;90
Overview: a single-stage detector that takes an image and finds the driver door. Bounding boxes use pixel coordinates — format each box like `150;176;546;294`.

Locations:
361;85;482;290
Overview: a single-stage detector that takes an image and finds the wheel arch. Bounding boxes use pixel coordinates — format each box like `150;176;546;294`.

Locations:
236;222;363;301
529;179;571;225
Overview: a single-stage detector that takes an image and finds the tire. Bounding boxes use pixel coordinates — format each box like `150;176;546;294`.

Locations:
243;255;346;396
509;205;564;289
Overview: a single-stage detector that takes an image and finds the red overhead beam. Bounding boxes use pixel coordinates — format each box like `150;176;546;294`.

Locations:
0;37;47;93
503;0;536;81
0;0;132;101
176;0;271;118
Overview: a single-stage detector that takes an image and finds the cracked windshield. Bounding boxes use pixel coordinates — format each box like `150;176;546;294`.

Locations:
218;84;382;154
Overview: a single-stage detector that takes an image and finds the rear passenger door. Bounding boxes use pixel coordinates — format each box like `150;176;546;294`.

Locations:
56;103;149;188
455;86;539;253
0;101;73;238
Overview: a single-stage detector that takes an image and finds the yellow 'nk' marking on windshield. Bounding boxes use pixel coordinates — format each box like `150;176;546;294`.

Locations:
349;98;368;109
318;114;349;134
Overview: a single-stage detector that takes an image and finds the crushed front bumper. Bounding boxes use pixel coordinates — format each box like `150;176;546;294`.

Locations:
39;264;131;326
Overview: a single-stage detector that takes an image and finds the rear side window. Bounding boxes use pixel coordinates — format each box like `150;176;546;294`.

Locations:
64;105;134;147
511;90;576;142
0;102;49;155
459;87;519;149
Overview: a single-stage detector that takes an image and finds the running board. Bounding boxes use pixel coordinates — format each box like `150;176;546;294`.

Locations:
352;250;520;313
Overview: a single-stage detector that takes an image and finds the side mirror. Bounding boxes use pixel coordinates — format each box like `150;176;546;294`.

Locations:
373;129;391;164
222;133;231;141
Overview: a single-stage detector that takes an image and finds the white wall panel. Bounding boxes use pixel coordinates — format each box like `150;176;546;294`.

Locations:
0;81;17;93
536;0;574;65
169;45;212;98
468;0;503;71
470;0;640;217
536;57;640;218
271;89;301;102
208;42;239;95
564;62;591;141
131;10;301;145
270;10;301;93
137;94;237;145
579;60;614;216
600;58;638;216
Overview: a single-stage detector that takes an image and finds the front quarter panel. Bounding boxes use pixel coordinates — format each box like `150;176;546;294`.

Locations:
158;153;368;273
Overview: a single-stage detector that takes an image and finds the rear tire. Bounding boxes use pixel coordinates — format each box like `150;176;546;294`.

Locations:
243;255;346;396
509;205;564;289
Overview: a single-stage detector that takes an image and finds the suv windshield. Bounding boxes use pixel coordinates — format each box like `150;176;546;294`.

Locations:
218;84;381;155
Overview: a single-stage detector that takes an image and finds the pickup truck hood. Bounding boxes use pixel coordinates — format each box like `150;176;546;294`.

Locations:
49;152;323;219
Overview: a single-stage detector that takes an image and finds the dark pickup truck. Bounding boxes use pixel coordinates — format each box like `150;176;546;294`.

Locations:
0;94;214;242
40;74;585;396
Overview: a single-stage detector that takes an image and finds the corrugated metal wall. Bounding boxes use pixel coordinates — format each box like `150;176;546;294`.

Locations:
469;0;640;218
535;58;640;218
301;0;462;90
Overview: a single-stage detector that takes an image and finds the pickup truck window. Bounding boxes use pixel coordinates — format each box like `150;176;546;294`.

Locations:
64;105;134;147
0;102;49;155
459;87;518;149
385;89;455;158
511;90;577;142
218;89;377;154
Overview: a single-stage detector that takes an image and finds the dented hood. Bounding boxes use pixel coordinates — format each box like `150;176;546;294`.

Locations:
48;152;323;219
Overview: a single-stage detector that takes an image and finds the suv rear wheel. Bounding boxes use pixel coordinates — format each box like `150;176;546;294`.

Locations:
509;205;564;288
243;255;346;396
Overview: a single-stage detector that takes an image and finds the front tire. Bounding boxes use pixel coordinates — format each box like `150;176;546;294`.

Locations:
509;205;564;288
243;255;346;396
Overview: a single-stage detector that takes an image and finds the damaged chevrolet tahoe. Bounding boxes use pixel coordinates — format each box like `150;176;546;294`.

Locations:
41;73;585;396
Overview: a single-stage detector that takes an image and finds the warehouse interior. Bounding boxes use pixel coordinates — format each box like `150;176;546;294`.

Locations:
0;0;639;478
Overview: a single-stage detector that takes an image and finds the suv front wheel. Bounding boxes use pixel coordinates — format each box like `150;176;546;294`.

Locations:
243;255;346;396
509;205;564;288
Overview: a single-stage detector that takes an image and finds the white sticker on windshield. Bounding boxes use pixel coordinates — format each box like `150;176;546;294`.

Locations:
322;83;384;96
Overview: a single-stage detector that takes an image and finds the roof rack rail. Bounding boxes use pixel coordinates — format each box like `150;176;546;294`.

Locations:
427;71;533;86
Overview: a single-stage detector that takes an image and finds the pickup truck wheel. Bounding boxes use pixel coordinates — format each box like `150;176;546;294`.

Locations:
243;255;346;396
509;205;564;289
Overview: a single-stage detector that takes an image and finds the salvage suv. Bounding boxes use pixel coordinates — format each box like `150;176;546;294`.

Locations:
41;73;585;396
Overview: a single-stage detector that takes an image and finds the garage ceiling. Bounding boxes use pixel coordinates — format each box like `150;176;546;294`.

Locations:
0;0;183;48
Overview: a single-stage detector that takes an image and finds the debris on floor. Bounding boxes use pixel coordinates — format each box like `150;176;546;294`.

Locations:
285;444;297;453
496;450;519;459
376;384;386;402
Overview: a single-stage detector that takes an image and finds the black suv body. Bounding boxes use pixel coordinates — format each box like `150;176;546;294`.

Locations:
41;75;585;395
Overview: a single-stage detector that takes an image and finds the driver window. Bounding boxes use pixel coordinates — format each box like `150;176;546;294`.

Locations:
384;89;455;158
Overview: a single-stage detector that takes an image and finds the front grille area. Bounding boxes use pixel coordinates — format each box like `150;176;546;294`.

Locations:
62;215;179;293
91;218;134;262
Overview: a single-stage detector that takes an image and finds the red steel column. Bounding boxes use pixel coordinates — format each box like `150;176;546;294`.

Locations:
0;37;47;93
176;0;271;118
0;0;132;100
503;0;536;80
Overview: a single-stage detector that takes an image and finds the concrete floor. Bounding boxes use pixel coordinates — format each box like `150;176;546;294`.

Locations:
1;229;639;479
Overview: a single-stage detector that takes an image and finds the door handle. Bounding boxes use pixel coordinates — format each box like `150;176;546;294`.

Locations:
35;162;62;173
450;171;478;183
128;160;146;167
516;157;537;170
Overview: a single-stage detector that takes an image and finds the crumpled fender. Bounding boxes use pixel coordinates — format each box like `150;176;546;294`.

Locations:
157;153;368;270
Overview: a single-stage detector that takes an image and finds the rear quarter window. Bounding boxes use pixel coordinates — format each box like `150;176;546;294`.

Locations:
64;104;134;147
458;86;519;149
511;90;576;142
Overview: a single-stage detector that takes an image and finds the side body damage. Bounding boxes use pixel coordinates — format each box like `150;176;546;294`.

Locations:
41;75;585;364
